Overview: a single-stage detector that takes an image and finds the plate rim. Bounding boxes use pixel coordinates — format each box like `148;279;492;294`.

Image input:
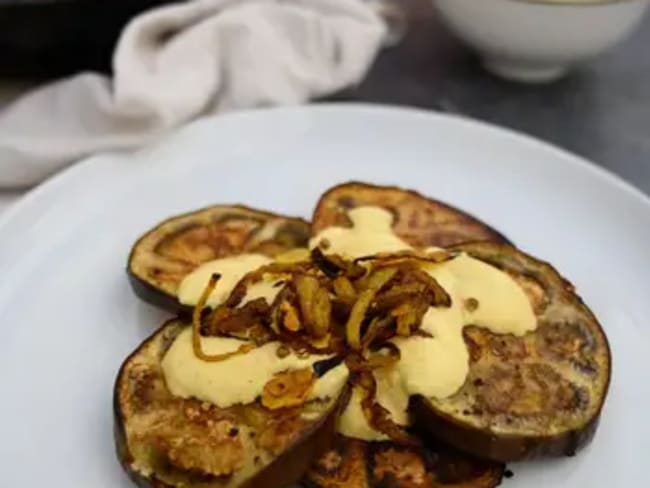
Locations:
1;102;648;234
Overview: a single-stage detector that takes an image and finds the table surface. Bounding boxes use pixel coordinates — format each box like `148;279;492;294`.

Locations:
341;0;650;195
1;0;649;215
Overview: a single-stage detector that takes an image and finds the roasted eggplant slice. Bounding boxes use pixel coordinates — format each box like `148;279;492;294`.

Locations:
304;435;503;488
311;182;510;248
128;205;311;313
114;319;348;488
410;242;611;462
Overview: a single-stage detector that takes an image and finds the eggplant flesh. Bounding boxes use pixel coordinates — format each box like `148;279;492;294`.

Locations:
311;182;511;248
304;435;504;488
114;319;348;488
127;205;311;314
411;242;611;463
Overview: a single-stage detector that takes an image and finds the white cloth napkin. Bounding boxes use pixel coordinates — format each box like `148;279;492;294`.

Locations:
0;0;385;188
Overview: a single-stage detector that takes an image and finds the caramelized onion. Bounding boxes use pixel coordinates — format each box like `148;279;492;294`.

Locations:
361;316;393;351
296;274;319;334
310;247;342;278
390;299;429;337
226;262;310;308
409;268;451;307
347;343;401;371
358;370;420;446
308;332;332;350
192;273;255;362
312;248;365;279
345;289;376;351
204;298;271;338
346;267;399;350
312;287;331;338
354;266;398;295
192;249;457;385
279;300;301;332
354;250;455;267
261;368;315;410
372;283;426;313
332;276;357;305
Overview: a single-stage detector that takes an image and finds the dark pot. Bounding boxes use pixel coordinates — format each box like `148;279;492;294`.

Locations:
0;0;177;77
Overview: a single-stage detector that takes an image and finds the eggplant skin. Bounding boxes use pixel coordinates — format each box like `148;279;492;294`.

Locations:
113;319;349;488
113;328;168;488
127;271;189;317
114;400;344;488
410;242;611;463
127;204;311;316
114;417;166;488
302;435;504;488
311;182;511;248
410;395;602;463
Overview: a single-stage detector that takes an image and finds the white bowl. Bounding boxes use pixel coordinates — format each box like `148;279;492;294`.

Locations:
433;0;649;83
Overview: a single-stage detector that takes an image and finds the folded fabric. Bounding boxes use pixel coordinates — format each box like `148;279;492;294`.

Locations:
0;0;386;188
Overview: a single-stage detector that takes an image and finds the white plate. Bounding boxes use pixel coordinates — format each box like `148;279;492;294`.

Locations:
0;104;648;487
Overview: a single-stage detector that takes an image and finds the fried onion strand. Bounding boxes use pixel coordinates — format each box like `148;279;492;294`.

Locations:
192;273;255;362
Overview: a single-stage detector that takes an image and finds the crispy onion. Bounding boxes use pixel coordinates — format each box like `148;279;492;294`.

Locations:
310;247;341;278
311;248;365;279
295;274;332;338
347;343;401;372
371;283;426;312
192;273;255;362
190;251;455;410
261;368;316;410
354;249;456;266
346;267;398;350
204;298;272;342
195;251;452;360
345;289;377;351
186;250;462;441
407;268;451;307
391;300;430;337
357;370;420;446
332;276;357;305
225;261;311;308
280;300;301;332
361;316;393;351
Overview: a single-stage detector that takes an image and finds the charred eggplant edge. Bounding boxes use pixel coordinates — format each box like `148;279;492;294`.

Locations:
410;243;612;463
310;181;512;245
113;318;349;488
126;204;311;316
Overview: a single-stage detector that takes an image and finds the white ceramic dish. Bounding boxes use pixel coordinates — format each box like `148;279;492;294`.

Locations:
0;104;649;486
433;0;649;83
